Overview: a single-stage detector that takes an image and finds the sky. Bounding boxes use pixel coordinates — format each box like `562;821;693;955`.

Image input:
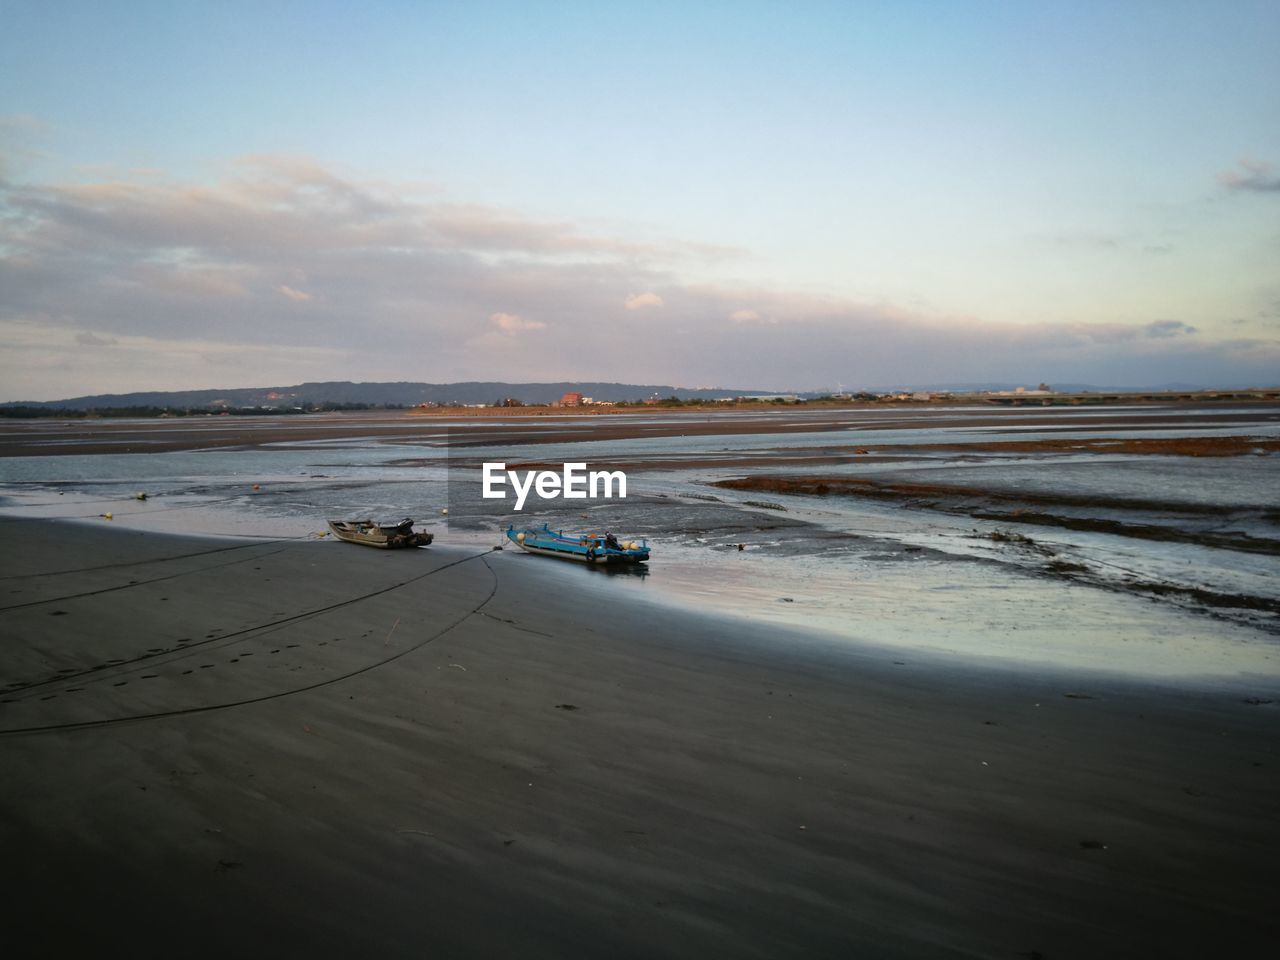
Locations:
1;0;1278;400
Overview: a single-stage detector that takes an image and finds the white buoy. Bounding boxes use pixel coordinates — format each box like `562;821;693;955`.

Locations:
516;532;526;542
441;507;449;515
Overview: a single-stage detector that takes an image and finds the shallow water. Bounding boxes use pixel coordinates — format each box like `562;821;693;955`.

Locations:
2;405;1277;684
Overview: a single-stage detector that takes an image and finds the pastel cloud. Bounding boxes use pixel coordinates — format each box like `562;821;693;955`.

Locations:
624;292;664;310
490;312;545;333
1145;319;1196;338
1;319;347;398
0;156;1274;399
75;331;117;346
1219;159;1280;194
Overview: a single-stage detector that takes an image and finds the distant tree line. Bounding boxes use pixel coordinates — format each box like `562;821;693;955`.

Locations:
0;402;409;418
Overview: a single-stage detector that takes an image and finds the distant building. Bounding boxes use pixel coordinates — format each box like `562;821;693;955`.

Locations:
557;392;584;407
991;387;1052;397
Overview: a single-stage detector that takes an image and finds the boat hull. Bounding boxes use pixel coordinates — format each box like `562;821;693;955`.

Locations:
327;520;434;549
514;542;648;564
505;525;649;564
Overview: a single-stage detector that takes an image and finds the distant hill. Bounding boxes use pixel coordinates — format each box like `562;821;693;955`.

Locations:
2;380;769;411
7;379;1270;412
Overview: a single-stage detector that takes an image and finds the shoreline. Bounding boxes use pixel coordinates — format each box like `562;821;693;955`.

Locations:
3;400;1279;457
2;519;1278;956
2;396;1276;685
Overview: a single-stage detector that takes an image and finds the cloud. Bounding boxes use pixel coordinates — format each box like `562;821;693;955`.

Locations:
75;331;117;346
1219;159;1280;193
624;292;664;310
1049;232;1122;250
1;319;348;400
1144;319;1197;338
490;312;545;333
0;155;1275;399
1042;232;1178;258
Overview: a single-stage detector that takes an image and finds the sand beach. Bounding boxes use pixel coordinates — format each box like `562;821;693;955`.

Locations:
2;514;1277;958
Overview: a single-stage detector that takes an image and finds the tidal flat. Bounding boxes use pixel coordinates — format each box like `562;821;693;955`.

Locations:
3;401;1274;678
1;403;1278;957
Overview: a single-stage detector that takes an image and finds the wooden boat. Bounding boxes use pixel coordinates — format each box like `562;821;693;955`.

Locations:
327;518;434;549
506;524;649;564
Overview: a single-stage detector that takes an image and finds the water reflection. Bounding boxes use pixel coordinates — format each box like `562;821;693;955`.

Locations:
2;405;1277;680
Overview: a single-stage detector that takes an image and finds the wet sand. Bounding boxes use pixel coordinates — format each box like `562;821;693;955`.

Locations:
712;474;1280;531
458;433;1280;477
2;519;1278;958
3;402;1278;457
903;436;1280;457
711;473;1280;624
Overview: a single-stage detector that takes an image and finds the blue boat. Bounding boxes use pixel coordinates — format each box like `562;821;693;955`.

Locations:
506;524;650;564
